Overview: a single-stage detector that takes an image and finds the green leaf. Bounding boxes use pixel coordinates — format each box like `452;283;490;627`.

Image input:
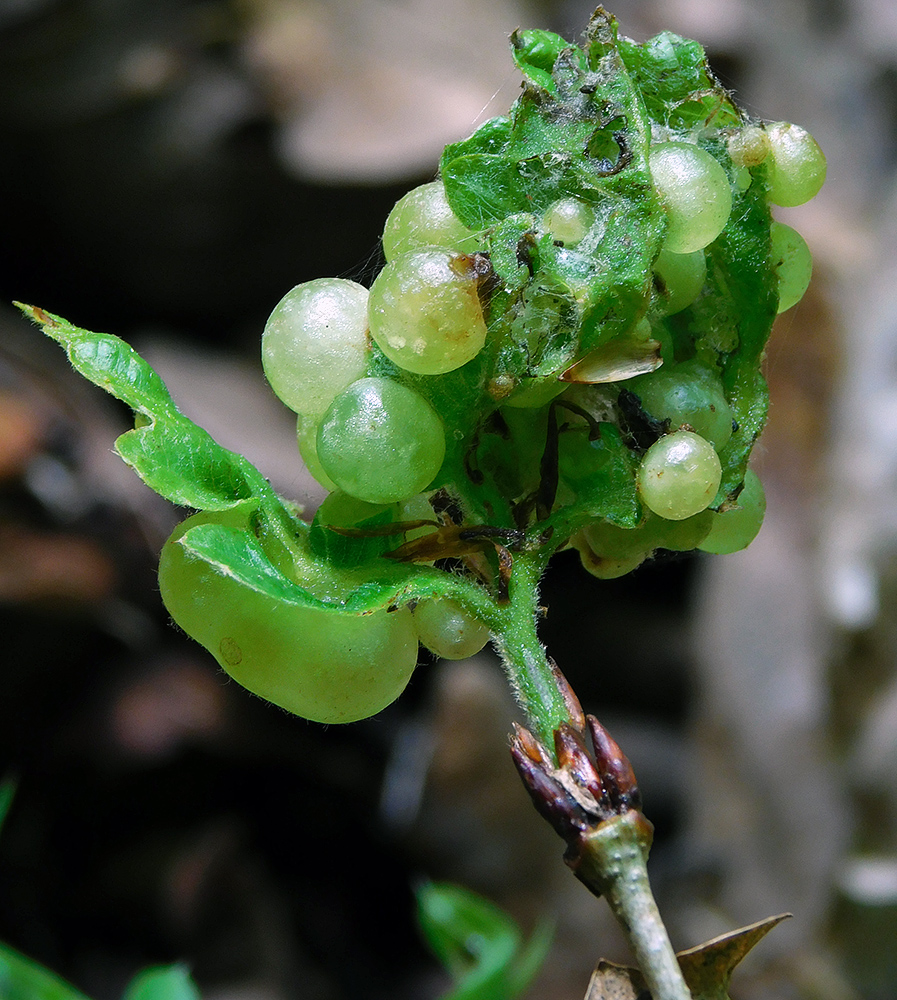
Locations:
440;119;516;229
440;155;528;230
16;305;282;516
442;116;512;166
505;918;553;998
417;882;552;1000
510;29;569;94
441;24;666;428
696;184;777;504
554;423;641;532
121;965;200;1000
17;305;500;626
618;31;741;129
0;776;16;839
0;942;93;1000
177;520;499;626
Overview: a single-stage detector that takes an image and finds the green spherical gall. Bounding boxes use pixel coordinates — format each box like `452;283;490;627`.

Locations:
314;490;390;532
542;197;595;245
727;126;770;168
582;509;713;559
770;221;813;313
572;532;648;579
262;278;369;419
765;121;826;207
649;142;732;253
580;519;650;562
699;469;766;553
394;492;438;546
413;598;490;660
382;181;479;260
158;511;419;724
653;248;707;315
638;430;722;520
317;377;446;504
368;249;488;375
629;359;734;451
644;509;714;551
297;414;337;491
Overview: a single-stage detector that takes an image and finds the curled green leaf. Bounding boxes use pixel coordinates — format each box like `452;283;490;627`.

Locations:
16;304;282;516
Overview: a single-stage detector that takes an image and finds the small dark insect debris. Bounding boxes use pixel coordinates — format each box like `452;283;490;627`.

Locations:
483;408;511;440
516;232;538;276
554;398;603;440
429;488;464;526
463;435;485;485
616;388;669;452
451;250;500;311
536;402;560;520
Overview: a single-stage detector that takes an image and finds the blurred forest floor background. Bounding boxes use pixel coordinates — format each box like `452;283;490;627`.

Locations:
0;1;895;998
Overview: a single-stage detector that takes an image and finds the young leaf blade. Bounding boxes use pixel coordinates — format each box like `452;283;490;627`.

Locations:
121;965;201;1000
617;31;741;129
177;521;499;624
416;882;551;1000
0;777;16;839
0;942;94;1000
16;305;279;514
17;305;499;624
505;917;554;999
695;183;777;503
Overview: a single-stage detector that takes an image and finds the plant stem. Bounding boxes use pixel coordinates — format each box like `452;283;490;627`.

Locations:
491;548;573;748
496;550;692;999
576;813;692;1000
491;541;691;998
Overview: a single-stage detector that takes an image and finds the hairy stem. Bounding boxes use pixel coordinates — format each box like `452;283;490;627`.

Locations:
491;548;573;749
497;551;691;999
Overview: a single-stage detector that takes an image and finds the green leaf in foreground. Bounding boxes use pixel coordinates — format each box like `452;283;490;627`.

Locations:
0;943;93;1000
0;776;16;839
0;789;200;1000
417;882;552;1000
121;965;201;1000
